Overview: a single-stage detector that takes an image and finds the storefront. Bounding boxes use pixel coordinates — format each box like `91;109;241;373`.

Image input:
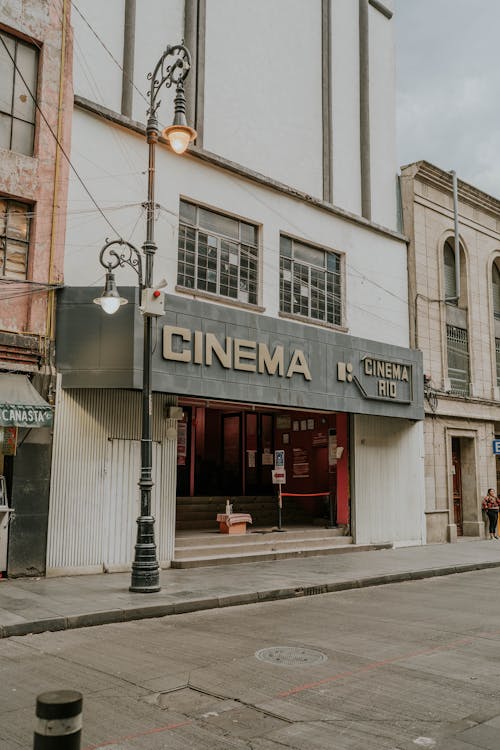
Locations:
0;373;53;577
175;399;348;529
47;288;425;575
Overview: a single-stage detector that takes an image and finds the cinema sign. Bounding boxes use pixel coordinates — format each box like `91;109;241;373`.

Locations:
163;325;312;381
337;355;413;403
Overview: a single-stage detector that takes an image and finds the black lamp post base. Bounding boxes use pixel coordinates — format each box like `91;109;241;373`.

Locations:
129;515;161;593
129;580;161;593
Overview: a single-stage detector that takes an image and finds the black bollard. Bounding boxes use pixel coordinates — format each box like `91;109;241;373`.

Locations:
34;690;83;750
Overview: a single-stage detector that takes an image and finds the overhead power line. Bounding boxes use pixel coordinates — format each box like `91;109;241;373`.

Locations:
0;33;122;239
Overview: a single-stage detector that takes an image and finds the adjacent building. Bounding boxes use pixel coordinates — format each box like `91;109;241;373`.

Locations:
46;0;425;576
401;160;500;543
0;0;72;576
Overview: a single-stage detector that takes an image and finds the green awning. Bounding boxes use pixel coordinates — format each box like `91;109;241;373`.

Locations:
0;374;53;428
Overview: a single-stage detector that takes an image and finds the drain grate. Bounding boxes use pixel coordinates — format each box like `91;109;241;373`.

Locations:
255;646;327;667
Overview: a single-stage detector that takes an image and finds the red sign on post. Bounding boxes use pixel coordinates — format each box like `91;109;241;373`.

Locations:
272;469;286;484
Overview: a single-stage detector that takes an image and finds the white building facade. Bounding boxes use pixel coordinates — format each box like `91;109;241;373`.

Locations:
46;0;425;575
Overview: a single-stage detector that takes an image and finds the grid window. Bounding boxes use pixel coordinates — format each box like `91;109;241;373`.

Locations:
177;200;259;305
280;235;341;326
0;198;31;279
0;31;38;156
446;324;469;397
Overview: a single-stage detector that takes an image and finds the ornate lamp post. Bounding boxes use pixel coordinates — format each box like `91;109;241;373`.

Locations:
94;44;196;593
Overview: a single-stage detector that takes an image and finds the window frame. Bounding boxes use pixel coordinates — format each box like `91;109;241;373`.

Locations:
279;233;344;329
0;196;32;280
176;198;261;308
0;28;39;157
446;323;470;397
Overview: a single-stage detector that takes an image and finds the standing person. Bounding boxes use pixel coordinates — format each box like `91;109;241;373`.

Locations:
482;489;500;539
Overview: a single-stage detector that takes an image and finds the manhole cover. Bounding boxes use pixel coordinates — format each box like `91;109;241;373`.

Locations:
255;646;327;667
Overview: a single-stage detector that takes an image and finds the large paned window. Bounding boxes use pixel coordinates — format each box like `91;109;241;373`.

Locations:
177;200;259;305
446;324;469;396
0;30;38;156
0;198;31;279
280;235;342;326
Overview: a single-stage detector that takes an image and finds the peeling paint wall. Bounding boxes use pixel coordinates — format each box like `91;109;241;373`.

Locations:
0;0;72;345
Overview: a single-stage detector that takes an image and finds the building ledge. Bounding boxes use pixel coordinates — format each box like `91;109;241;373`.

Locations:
74;94;409;245
401;159;500;218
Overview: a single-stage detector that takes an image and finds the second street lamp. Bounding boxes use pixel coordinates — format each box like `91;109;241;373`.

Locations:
94;43;196;593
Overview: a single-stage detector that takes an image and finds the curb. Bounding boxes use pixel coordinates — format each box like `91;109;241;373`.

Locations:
2;559;500;639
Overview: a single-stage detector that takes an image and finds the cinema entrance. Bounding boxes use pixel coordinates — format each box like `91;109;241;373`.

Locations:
175;398;349;530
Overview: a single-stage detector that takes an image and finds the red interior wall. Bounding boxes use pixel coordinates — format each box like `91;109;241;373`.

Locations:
336;412;349;525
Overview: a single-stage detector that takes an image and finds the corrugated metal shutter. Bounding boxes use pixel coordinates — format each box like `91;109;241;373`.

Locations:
47;387;177;573
104;439;162;570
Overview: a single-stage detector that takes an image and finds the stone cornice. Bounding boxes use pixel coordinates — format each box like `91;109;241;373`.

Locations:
401;160;500;219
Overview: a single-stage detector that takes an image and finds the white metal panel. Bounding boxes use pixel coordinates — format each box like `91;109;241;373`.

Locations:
47;385;177;573
353;415;425;546
368;4;398;230
203;0;323;197
104;439;162;569
65;108;410;347
47;385;106;571
331;0;362;215
158;420;177;564
72;0;125;113
131;0;185;124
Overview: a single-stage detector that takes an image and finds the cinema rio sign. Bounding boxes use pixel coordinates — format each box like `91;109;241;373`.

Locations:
163;325;312;381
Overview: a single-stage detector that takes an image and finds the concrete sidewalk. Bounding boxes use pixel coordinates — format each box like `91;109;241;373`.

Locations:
2;539;500;639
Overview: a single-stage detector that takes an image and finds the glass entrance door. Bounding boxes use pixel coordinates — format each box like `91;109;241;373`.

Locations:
244;413;274;494
222;414;242;494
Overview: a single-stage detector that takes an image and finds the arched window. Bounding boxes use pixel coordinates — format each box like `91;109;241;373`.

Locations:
492;260;500;319
444;238;469;395
444;239;457;301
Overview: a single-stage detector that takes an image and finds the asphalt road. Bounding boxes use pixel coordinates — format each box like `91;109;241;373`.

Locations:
2;568;500;749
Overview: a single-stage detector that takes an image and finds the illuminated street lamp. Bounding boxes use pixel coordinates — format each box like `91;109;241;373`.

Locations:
94;44;196;593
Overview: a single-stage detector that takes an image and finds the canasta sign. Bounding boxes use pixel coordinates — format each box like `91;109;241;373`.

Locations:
0;404;53;428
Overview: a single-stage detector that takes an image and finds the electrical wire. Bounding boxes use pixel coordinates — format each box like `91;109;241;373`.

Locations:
49;4;412;332
71;0;149;108
0;33;122;240
61;4;410;323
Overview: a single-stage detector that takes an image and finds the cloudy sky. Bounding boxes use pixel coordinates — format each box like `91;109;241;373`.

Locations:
396;0;500;197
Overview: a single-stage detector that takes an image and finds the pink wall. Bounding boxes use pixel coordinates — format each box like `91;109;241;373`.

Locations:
0;0;72;342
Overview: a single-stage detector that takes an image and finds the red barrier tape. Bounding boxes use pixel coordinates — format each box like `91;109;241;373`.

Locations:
280;492;330;498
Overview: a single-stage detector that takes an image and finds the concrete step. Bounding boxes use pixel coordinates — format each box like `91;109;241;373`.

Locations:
176;492;331;530
174;536;353;559
171;542;392;569
175;527;346;547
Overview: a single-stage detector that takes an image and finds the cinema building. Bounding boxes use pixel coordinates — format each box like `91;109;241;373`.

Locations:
48;268;424;573
42;0;426;574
